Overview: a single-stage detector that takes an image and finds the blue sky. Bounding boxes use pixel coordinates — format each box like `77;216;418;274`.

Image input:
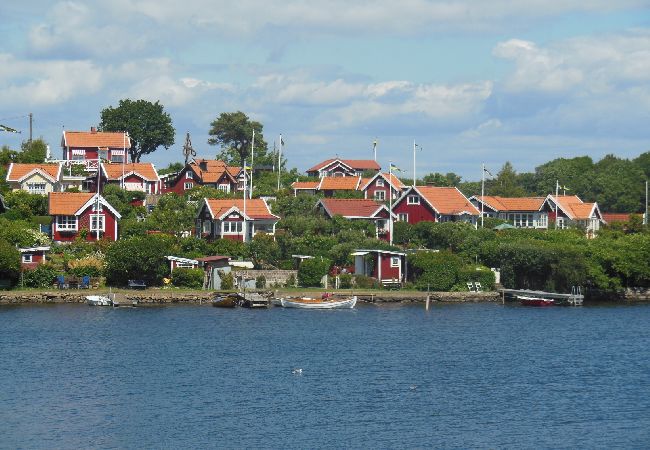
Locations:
1;1;649;180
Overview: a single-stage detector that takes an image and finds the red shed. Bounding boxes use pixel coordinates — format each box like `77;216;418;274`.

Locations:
48;192;122;242
19;246;50;269
352;249;407;285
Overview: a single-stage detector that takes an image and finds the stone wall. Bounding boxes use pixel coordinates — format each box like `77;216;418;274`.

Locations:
233;270;298;289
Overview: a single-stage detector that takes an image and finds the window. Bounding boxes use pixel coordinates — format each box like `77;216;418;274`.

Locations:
202;220;212;234
374;190;386;201
218;184;230;192
376;179;384;187
391;256;400;267
22;254;33;263
407;195;420;205
537;214;548;228
184;182;193;190
92;203;103;212
57;215;77;231
99;149;109;161
222;221;243;234
186;171;194;179
27;183;47;194
90;214;105;232
110;154;125;163
71;149;85;161
556;217;567;229
398;213;408;222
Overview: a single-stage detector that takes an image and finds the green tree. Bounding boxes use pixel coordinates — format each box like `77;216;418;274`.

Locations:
488;162;527;197
158;162;184;176
105;234;175;286
207;111;270;167
18;138;48;163
633;151;650;179
421;172;462;187
249;234;281;268
0;239;21;287
591;155;645;212
101;184;145;219
3;190;48;219
99;99;175;162
297;257;331;287
146;194;197;237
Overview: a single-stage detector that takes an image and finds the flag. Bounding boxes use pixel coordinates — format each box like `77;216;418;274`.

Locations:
373;140;377;149
483;167;494;177
244;165;252;171
0;124;20;133
390;163;402;172
562;185;570;191
280;136;285;146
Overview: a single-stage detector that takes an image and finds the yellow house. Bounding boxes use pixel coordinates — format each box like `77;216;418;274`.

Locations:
5;163;63;194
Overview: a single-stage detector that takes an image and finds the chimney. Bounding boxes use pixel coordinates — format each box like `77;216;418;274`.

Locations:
90;127;97;133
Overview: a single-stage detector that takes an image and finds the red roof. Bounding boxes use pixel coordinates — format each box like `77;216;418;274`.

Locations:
203;198;278;220
551;195;599;220
318;199;386;218
360;172;406;191
602;213;632;223
48;192;95;215
102;163;159;181
63;129;131;148
6;163;61;182
475;195;545;212
318;176;361;190
414;186;479;215
291;181;319;190
189;159;239;184
307;158;381;172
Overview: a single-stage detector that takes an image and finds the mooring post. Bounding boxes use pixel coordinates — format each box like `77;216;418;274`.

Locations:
426;283;430;310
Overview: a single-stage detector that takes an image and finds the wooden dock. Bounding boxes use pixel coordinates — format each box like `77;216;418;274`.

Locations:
498;288;584;306
110;293;138;307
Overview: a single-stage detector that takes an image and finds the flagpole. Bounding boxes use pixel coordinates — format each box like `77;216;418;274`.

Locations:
122;131;126;189
555;180;559;230
250;129;255;200
481;164;485;229
645;180;648;226
243;158;247;242
277;134;282;191
373;139;377;162
389;162;393;246
413;140;416;187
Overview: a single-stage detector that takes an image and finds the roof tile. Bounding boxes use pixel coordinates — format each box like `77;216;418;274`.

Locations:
6;163;60;182
49;192;94;215
64;130;131;148
416;186;479;215
102;163;159;181
319;199;385;218
205;198;278;220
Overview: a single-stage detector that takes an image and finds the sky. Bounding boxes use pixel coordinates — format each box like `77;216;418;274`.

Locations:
1;0;650;181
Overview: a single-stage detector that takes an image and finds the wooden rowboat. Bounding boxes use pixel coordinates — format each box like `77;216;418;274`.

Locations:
211;293;242;308
279;295;357;309
518;295;554;306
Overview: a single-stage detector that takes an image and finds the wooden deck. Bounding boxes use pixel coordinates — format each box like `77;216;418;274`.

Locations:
498;288;584;306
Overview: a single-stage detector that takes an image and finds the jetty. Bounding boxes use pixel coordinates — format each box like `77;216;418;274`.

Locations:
498;288;584;306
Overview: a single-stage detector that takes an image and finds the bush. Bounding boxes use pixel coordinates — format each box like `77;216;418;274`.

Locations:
22;264;59;288
408;250;463;291
285;274;296;287
0;239;20;287
255;275;267;289
172;268;204;289
298;258;331;287
339;273;353;289
104;234;175;286
68;255;104;277
458;266;496;290
219;271;234;290
353;274;378;289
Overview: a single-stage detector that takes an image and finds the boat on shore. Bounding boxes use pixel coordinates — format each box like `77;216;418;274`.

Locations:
518;295;554;307
86;295;112;306
279;295;357;309
212;293;242;308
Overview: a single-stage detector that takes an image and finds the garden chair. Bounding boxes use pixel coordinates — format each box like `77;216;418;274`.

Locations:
474;282;482;292
57;275;68;289
79;276;91;289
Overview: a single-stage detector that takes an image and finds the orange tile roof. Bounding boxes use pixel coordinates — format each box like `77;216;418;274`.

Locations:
102;163;159;181
602;213;631;223
416;186;479;215
476;195;545;212
319;176;361;190
49;192;94;215
319;199;385;218
307;158;381;172
190;159;238;184
63;130;131;148
552;195;597;220
205;199;278;220
6;163;61;182
292;181;319;190
361;172;406;190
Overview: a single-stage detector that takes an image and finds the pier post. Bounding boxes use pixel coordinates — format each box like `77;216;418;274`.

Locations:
426;283;430;310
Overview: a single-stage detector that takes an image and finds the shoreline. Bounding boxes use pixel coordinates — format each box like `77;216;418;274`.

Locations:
0;289;500;305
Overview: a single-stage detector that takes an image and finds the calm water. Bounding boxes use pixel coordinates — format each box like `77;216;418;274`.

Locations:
1;302;649;449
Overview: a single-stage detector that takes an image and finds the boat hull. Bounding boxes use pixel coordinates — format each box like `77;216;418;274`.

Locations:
212;294;240;308
86;295;112;306
280;296;357;309
518;296;554;306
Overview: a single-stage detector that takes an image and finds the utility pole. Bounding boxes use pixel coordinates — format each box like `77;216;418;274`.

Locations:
645;180;648;226
29;113;33;143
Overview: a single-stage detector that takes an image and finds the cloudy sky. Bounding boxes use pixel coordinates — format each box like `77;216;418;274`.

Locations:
1;1;650;180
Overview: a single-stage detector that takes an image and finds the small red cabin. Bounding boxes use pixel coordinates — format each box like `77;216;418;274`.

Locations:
48;192;122;242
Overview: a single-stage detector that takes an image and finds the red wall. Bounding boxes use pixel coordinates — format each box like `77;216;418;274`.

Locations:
372;253;401;280
392;196;437;225
52;206;119;242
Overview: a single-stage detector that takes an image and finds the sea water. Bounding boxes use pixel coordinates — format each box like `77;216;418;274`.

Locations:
1;302;648;448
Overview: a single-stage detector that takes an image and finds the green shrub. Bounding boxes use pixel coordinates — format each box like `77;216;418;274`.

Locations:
298;258;331;287
353;274;378;289
0;239;20;288
219;271;234;290
339;273;353;289
408;250;463;291
104;234;175;286
458;266;496;290
285;274;296;287
172;268;204;289
255;275;267;289
22;264;59;288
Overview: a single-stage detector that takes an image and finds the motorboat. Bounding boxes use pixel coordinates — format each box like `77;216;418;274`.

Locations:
279;295;357;309
518;295;554;306
86;295;112;306
212;293;242;308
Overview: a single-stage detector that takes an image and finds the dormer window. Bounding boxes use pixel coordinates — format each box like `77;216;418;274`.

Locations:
376;179;384;187
186;171;194;179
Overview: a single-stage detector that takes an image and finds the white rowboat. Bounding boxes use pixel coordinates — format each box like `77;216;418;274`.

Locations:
279;296;357;309
86;295;112;306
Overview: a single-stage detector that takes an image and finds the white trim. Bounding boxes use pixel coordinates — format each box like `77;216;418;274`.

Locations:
22;254;33;263
76;194;122;219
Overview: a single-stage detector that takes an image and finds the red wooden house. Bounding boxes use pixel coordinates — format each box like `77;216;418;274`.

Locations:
195;198;279;242
361;172;407;202
392;186;479;225
48;192;122;242
99;162;161;194
19;246;50;269
306;158;380;178
61;127;130;171
315;198;394;241
163;159;241;194
540;195;603;236
352;249;407;285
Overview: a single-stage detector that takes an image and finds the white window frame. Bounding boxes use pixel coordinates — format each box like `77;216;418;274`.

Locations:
110;154;125;163
90;214;105;232
374;190;386;201
218;184;230;193
390;256;400;267
407;195;420;205
202;220;212;234
27;182;47;194
22;254;33;263
57;215;78;231
222;221;243;234
186;171;193;179
398;213;408;222
71;149;85;161
376;179;385;187
184;182;193;190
